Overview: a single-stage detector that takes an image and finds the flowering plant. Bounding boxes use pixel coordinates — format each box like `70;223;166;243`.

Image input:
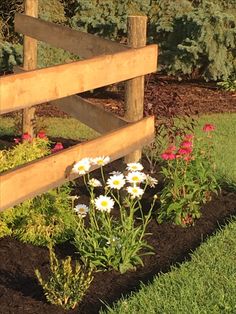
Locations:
158;124;219;226
72;157;157;274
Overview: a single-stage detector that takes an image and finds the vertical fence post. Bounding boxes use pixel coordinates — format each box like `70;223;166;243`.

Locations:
124;15;147;163
22;0;38;137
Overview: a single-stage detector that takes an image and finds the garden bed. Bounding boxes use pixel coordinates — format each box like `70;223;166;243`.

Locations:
0;158;236;314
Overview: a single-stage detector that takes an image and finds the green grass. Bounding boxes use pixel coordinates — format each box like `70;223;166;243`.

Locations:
0;116;98;141
101;218;236;314
195;114;236;184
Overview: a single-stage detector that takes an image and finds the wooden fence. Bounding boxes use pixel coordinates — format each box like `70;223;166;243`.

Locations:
0;0;158;211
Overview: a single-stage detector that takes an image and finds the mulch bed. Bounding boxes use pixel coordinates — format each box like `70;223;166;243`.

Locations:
0;75;236;314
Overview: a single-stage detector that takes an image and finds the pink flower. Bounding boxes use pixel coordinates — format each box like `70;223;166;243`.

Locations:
51;142;64;153
161;152;176;160
37;131;47;140
14;138;21;144
22;132;31;141
180;141;192;148
184;155;192;162
178;147;193;155
184;134;194;140
167;145;176;152
203;124;215;132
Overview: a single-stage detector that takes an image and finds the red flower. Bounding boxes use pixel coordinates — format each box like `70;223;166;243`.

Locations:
161;152;176;160
21;132;31;141
180;141;192;148
178;147;192;155
203;124;215;132
51;142;64;153
37;130;47;140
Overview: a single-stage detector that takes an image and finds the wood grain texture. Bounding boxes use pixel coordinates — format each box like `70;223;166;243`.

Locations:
13;66;129;133
0;116;155;211
15;13;128;59
0;45;158;114
124;16;148;163
22;0;38;137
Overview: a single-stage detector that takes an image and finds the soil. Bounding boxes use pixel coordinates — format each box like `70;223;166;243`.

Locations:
0;75;236;314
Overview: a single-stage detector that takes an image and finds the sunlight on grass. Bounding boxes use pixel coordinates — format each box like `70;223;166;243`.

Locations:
101;218;236;314
196;114;236;183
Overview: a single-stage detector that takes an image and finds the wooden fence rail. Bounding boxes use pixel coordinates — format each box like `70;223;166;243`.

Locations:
0;45;157;114
0;7;158;211
0;117;154;211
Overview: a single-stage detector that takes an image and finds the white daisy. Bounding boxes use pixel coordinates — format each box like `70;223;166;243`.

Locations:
88;178;102;187
92;156;110;166
109;171;122;176
72;158;91;175
126;162;144;172
74;204;89;217
127;186;144;199
126;171;146;185
107;174;126;190
145;174;158;188
94;195;114;213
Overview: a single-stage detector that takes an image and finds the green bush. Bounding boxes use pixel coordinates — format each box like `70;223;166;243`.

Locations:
0;185;78;246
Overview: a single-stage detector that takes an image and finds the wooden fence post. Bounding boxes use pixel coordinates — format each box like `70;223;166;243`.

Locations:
22;0;38;137
124;15;147;163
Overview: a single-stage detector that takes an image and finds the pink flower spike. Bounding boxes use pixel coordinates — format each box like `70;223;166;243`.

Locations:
22;132;31;141
37;131;47;139
168;153;176;160
203;124;215;132
167;145;176;152
51;142;64;153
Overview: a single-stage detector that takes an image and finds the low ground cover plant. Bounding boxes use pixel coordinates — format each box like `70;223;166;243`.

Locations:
71;157;158;273
35;248;93;310
158;123;220;226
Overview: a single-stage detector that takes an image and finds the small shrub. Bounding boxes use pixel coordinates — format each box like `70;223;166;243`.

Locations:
35;248;93;310
0;132;50;173
0;185;77;246
217;76;236;92
157;124;220;226
72;157;157;273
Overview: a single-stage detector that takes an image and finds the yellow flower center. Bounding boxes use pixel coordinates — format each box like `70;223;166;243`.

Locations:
132;176;139;181
101;201;108;207
113;180;120;185
79;166;85;171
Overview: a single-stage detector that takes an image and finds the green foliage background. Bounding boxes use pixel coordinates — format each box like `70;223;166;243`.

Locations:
0;0;235;80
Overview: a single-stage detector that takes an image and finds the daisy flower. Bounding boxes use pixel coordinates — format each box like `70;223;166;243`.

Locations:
126;162;144;172
74;204;89;217
126;171;146;185
127;186;144;199
72;158;91;175
107;174;126;190
95;195;114;213
145;174;158;187
92;156;110;166
109;171;122;176
88;178;102;187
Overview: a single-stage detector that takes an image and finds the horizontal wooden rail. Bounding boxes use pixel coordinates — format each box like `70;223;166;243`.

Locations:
14;64;129;133
0;116;154;211
15;13;128;59
0;45;158;114
52;96;128;134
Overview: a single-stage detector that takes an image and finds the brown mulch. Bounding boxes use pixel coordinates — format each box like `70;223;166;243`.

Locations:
33;74;236;119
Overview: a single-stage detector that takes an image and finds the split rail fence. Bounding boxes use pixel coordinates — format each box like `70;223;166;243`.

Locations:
0;0;158;211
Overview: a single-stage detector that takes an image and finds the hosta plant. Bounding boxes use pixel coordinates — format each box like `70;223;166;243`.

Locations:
35;248;93;310
158;123;220;226
72;157;158;273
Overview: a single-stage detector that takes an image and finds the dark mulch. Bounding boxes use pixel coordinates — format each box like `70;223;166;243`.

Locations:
0;158;236;314
0;75;236;313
